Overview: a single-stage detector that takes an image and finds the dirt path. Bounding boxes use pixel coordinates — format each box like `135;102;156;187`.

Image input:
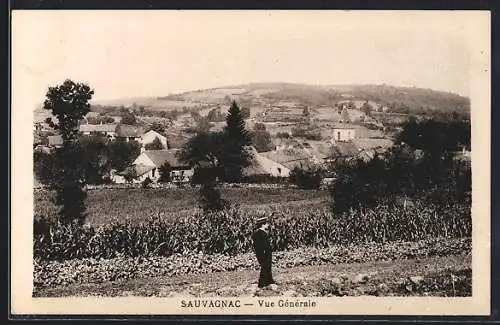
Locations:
36;254;471;297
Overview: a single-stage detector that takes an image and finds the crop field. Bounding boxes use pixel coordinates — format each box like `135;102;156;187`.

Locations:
33;186;472;297
34;187;330;225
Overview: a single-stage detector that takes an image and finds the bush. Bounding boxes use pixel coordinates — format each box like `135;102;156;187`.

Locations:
276;132;290;139
328;145;472;214
199;184;227;212
141;177;153;189
158;163;172;183
241;174;288;184
289;166;323;189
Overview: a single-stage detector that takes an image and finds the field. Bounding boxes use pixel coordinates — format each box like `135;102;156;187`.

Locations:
34;238;471;297
34;187;330;225
33;184;471;298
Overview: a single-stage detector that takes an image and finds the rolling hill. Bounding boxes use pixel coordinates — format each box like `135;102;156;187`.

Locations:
34;83;470;122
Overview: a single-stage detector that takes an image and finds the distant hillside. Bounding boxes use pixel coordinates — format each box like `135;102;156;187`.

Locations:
34;83;470;122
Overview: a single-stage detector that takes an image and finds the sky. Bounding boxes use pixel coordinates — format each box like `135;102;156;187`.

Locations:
12;10;485;110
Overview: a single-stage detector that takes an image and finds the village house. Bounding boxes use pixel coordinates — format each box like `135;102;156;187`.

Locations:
331;126;355;142
324;141;360;164
139;130;169;149
116;124;143;142
112;149;193;184
243;147;291;177
260;148;315;171
79;124;118;139
47;135;63;148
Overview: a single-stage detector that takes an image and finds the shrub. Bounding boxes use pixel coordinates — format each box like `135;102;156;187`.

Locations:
199;184;227;212
276;132;290;139
241;174;288;184
289;166;323;189
328;144;472;214
158;163;172;183
142;177;153;189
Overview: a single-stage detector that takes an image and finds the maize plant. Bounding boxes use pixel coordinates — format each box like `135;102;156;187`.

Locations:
34;200;471;261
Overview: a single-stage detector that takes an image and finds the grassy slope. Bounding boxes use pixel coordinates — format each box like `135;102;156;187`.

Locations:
34;187;330;224
35;254;471;297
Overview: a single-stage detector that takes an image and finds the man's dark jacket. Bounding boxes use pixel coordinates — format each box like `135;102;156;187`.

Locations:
252;228;274;287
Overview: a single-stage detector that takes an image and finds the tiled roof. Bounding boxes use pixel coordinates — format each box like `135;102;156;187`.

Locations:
329;142;360;158
79;124;117;133
144;150;187;168
116;124;144;138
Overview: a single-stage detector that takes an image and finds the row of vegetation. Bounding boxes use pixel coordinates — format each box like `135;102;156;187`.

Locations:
34;201;470;261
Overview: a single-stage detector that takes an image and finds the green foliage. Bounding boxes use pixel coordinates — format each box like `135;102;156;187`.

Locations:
252;130;274;152
34;137;141;186
289;166;323;189
397;117;471;157
33;201;471;261
42;80;94;225
241;106;251;119
196;117;214;133
178;131;224;168
44;79;94;143
121;112;136;125
122;167;137;184
207;107;225;122
141;177;153;189
107;139;141;172
78;135;111;184
360;101;373;116
253;122;266;131
219;101;252;182
34;151;56;184
181;101;253;183
276;132;290;139
329;144;471;214
199;184;227;213
87;115;115;124
291;125;322;140
224;101;252;145
146;122;166;135
144;137;164;150
157;162;172;183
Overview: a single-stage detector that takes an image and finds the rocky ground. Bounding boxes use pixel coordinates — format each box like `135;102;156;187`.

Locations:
34;238;471;297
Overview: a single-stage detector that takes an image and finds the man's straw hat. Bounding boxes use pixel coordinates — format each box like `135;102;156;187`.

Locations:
255;216;269;226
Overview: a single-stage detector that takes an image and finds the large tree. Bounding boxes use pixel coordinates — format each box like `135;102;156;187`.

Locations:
397;117;471;159
145;137;164;150
43;79;94;225
107;139;141;171
220;100;252;182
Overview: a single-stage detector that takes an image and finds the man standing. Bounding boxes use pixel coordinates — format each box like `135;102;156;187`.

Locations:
252;216;275;288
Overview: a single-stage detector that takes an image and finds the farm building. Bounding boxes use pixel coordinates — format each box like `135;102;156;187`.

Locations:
324;142;360;163
139;130;169;149
113;149;193;184
331;126;355;142
352;138;393;151
243;147;291;177
116;125;143;142
47;135;63;148
79;124;117;139
260;148;315;170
